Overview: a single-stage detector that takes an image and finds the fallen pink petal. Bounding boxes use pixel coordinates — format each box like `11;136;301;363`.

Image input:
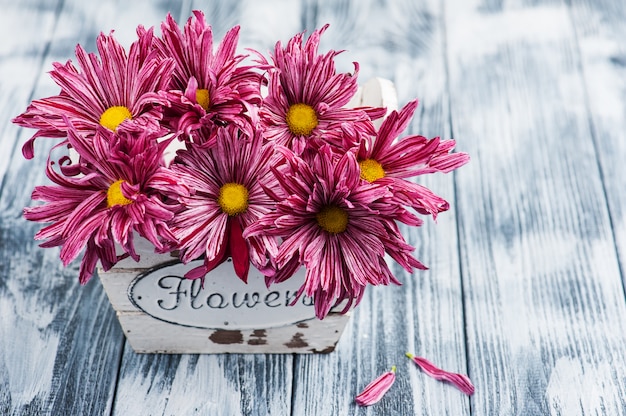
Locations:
355;366;396;406
406;353;475;395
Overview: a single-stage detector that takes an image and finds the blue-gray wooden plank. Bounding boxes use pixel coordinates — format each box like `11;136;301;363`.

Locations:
109;1;299;415
290;0;471;415
0;0;182;415
446;0;626;414
569;0;626;294
0;1;126;414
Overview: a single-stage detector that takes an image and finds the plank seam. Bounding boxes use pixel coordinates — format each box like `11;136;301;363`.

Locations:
441;0;474;414
108;337;127;416
289;355;297;416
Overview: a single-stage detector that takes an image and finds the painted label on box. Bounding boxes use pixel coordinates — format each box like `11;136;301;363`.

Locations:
129;259;316;330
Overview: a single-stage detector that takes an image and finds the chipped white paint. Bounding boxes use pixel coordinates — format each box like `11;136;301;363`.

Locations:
115;310;349;354
99;246;350;353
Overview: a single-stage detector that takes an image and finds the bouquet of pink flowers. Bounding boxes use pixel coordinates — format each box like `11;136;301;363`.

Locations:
14;11;469;319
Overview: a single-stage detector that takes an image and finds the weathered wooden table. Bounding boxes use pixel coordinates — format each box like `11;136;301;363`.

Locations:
2;0;626;414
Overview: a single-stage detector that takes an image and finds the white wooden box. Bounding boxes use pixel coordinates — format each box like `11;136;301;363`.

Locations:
98;237;350;353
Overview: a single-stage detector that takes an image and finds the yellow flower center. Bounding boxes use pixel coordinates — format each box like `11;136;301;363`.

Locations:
316;205;348;234
286;103;318;136
99;106;132;131
107;179;134;208
359;159;385;182
196;88;210;110
218;183;249;216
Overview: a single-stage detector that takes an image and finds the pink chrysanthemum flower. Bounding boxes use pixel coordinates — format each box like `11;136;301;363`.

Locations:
23;124;183;284
167;127;279;283
13;28;174;159
355;366;397;406
156;11;263;144
259;25;383;155
355;99;470;219
245;146;425;319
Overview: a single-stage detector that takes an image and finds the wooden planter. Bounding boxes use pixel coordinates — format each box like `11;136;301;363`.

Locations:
98;237;350;354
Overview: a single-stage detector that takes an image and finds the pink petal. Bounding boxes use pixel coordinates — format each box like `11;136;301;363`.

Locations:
185;263;209;281
355;366;396;406
406;353;475;395
229;218;250;283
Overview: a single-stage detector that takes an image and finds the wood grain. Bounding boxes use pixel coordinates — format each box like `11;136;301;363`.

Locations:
0;1;125;415
108;1;299;414
112;347;293;415
3;0;626;415
291;0;471;414
569;0;626;296
445;0;626;414
0;0;184;415
0;0;62;190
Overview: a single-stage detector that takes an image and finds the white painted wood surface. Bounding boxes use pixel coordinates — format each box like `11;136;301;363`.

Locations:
99;251;351;354
1;0;626;415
